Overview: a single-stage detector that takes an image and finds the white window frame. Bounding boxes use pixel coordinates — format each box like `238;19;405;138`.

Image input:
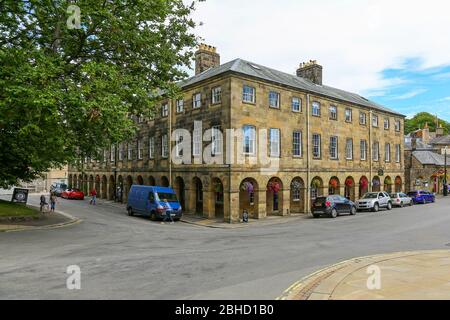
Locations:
396;144;401;163
384;118;390;130
372;114;379;127
212;125;222;156
176;99;184;113
395;120;401;132
127;143;133;160
293;131;302;157
269;128;281;157
193;127;202;156
211;87;222;104
243;125;256;155
330;136;338;160
360;112;367;125
175;133;183;158
161;103;169;117
312;134;321;159
292;97;302;112
329;105;337;120
385;143;391;162
269;91;280;109
161;135;168;158
118;143;124;161
312;101;321;117
149;136;155;159
137;139;143;160
373;142;379;161
243;85;256;103
346;138;353;160
193;93;201;109
360;140;367;161
110;145;116;162
345;108;352;122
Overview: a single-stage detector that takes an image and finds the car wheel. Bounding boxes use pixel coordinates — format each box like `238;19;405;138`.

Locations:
312;214;320;219
127;207;134;217
387;202;393;211
422;198;426;205
150;212;157;221
330;209;338;219
373;203;379;212
400;202;404;208
350;206;357;216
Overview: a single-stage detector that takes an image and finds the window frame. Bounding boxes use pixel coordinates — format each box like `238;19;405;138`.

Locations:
346;138;353;160
312;133;322;159
292;97;302;113
312;101;321;117
243;125;256;155
269;91;280;109
345;108;353;123
192;93;202;109
269;128;281;157
360;140;367;161
211;86;222;105
176;99;184;113
242;85;256;104
329;136;338;160
329;105;338;120
293;131;302;157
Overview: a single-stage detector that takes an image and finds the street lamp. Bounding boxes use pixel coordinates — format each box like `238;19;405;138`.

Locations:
444;146;448;197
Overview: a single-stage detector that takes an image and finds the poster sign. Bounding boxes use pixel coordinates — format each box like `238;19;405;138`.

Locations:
11;188;29;204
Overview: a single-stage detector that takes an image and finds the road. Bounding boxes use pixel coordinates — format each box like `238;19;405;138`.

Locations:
1;195;450;300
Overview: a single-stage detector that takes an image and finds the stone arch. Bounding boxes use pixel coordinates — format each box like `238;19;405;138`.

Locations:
125;175;133;202
359;176;369;198
101;175;107;199
266;177;283;216
117;175;124;203
95;175;101;195
372;176;381;192
109;175;115;201
211;177;224;219
344;177;356;201
290;177;305;214
137;175;144;185
68;174;73;189
148;176;156;186
78;174;83;190
161;176;170;187
239;178;259;219
328;176;340;195
174;177;186;210
311;176;324;200
395;176;402;193
72;175;77;189
384;176;393;193
192;177;203;215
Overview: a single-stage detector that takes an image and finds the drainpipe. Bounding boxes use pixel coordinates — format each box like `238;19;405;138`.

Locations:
306;94;311;214
369;110;373;192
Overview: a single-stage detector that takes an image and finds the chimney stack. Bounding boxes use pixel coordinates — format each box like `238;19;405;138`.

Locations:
296;60;323;85
195;43;220;75
436;124;444;137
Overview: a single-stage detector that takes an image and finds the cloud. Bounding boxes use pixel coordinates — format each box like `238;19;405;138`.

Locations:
190;0;450;95
390;89;427;100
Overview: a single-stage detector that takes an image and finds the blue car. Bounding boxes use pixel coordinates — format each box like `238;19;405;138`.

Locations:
407;190;435;204
127;185;183;221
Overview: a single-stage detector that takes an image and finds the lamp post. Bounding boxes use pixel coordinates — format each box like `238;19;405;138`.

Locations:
444;146;448;196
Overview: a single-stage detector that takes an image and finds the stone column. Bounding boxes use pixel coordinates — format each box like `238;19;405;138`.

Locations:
257;189;267;219
282;187;290;216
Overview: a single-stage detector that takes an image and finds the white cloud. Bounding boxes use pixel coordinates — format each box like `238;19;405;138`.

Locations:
390;89;427;100
190;0;450;95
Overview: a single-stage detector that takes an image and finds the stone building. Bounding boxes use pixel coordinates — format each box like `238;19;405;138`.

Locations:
68;44;405;222
405;125;450;193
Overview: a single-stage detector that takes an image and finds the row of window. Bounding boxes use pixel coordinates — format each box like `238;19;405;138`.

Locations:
90;128;401;164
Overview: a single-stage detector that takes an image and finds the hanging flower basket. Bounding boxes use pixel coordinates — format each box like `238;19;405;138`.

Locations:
360;179;368;189
291;180;302;191
329;178;339;189
311;179;321;189
241;181;254;193
267;181;281;193
384;177;393;186
345;178;354;187
395;177;402;185
214;182;223;193
372;179;380;187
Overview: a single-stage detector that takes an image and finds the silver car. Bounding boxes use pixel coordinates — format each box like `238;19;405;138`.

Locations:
390;193;413;207
356;192;393;212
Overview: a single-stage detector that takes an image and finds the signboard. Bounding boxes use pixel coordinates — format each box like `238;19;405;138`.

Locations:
11;188;29;204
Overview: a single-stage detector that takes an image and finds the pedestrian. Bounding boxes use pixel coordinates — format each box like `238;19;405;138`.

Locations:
243;210;249;223
40;194;47;212
162;205;174;225
90;188;97;205
50;193;58;213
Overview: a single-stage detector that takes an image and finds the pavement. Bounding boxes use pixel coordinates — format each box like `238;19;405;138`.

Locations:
279;250;450;300
1;194;450;300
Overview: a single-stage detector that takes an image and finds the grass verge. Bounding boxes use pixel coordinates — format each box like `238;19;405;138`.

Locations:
0;199;40;218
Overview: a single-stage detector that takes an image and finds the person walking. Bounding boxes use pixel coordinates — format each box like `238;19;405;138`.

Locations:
90;188;97;205
50;193;58;213
40;194;48;212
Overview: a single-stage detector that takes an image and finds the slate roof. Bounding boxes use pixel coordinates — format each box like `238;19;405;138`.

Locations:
429;135;450;145
404;140;433;151
179;58;404;117
413;150;450;166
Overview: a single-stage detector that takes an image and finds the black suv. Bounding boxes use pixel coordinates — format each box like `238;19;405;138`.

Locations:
311;195;357;219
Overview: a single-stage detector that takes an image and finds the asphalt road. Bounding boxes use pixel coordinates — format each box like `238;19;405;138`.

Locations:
1;194;450;300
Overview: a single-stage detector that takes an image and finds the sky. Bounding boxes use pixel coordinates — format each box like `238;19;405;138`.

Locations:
189;0;450;121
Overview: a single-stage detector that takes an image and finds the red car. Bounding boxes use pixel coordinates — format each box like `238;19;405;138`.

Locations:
61;189;85;200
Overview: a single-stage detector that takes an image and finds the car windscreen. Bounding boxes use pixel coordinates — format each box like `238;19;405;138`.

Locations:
314;197;328;203
362;193;378;199
389;194;398;198
156;192;178;202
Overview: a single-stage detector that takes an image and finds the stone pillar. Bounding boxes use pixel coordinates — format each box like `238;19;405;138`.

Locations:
229;191;240;223
257;189;267;219
202;190;213;219
282;187;290;216
185;186;195;215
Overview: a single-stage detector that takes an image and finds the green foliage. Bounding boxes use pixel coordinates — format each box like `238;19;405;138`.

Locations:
405;112;450;135
0;200;39;218
0;0;200;188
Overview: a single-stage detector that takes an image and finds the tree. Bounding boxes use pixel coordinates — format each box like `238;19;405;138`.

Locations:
0;0;201;188
404;112;450;135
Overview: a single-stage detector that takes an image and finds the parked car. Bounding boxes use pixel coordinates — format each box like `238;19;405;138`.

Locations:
311;195;357;218
390;193;413;207
127;185;183;221
407;190;436;204
355;192;393;212
50;182;68;197
61;189;85;200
